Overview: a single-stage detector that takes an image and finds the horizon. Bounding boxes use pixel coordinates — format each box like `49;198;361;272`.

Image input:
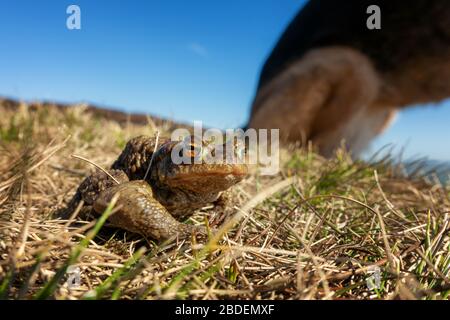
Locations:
1;0;450;161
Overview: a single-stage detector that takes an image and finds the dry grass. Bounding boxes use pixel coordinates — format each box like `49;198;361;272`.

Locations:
0;100;449;300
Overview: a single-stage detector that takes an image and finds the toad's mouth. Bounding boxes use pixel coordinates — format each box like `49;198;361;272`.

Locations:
159;164;248;189
166;163;248;180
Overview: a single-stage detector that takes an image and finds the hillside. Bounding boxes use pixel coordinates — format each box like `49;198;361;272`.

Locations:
0;99;449;300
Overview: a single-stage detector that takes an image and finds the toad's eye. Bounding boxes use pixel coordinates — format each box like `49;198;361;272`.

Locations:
178;143;202;161
191;145;203;160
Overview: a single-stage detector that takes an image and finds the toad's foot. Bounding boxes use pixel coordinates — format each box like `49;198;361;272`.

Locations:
208;190;234;227
59;169;129;219
93;180;207;240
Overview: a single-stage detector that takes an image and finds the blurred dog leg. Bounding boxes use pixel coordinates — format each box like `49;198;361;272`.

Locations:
313;106;398;157
248;46;391;156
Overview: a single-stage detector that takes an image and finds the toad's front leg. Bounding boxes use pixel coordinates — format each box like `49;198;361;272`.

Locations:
93;180;206;240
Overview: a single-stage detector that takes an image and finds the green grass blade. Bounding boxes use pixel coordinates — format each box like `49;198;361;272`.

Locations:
83;246;146;300
34;196;117;300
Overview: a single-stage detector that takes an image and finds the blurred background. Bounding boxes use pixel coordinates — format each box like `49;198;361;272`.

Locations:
1;0;449;163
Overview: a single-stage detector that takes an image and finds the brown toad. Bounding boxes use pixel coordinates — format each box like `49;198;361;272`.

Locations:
65;135;248;240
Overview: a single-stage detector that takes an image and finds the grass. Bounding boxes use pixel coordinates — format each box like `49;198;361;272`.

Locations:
0;99;449;300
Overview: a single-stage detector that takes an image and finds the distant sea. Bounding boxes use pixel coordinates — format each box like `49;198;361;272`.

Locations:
403;160;450;185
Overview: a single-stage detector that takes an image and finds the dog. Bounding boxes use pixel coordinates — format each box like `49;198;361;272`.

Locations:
246;0;450;157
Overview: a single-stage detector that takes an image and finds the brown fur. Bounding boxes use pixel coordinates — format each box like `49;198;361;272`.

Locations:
247;0;450;156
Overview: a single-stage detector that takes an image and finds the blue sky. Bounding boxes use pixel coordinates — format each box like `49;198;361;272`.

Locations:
1;0;449;161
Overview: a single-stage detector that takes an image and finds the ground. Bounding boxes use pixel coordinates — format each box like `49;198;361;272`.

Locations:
0;100;449;300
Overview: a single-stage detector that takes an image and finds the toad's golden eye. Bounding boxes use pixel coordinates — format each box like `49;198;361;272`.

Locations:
177;140;203;162
186;143;201;159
